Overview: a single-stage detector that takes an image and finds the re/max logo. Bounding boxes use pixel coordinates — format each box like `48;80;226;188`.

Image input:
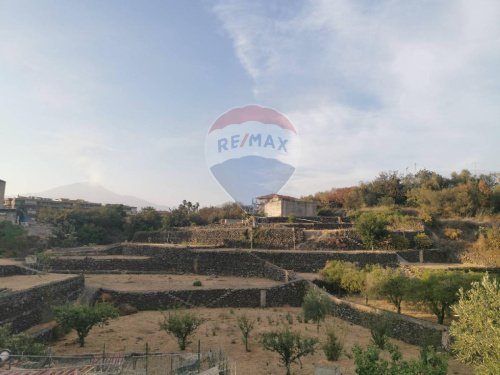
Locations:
217;133;288;153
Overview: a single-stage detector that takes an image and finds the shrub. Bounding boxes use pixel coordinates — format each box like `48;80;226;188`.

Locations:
287;214;296;223
160;311;204;350
53;303;119;347
450;275;500;375
355;212;389;250
0;324;47;355
317;208;335;216
352;342;447;375
443;227;462;240
369;314;392;349
383;233;410;250
414;233;433;249
302;287;332;331
192;280;202;287
237;315;255;352
320;260;358;291
322;329;343;361
260;329;317;375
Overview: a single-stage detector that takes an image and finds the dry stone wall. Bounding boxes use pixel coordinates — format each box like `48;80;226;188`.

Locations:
99;279;308;310
132;227;304;249
43;248;297;283
0;275;84;333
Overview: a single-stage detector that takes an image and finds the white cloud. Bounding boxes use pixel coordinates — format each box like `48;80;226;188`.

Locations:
214;0;500;193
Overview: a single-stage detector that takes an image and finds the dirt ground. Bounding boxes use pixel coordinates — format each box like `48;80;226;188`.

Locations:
0;273;74;291
84;274;280;291
51;308;472;375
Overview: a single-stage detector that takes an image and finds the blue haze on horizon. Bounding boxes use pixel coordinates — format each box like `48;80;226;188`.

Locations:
1;0;499;206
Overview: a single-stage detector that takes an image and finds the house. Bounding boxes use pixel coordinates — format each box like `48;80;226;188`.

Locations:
256;194;319;217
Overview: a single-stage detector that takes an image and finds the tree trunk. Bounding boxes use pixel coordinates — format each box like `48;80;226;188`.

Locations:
397;304;401;314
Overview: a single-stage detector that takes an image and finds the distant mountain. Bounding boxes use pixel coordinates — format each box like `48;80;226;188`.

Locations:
31;182;168;210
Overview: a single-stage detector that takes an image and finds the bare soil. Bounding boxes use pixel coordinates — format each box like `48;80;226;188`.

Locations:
0;273;74;291
84;274;280;291
51;308;471;375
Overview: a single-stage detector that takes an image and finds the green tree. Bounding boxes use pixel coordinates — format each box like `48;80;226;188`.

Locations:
125;207;162;239
53;303;119;347
159;311;204;350
260;329;317;375
450;275;500;375
412;270;480;324
0;221;35;257
237;315;255;352
378;270;412;314
355;212;389;250
302;287;332;331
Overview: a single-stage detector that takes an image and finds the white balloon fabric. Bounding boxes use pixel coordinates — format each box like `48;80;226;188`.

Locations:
205;105;300;206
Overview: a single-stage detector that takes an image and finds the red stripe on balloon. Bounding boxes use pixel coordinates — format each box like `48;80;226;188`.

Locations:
208;105;296;134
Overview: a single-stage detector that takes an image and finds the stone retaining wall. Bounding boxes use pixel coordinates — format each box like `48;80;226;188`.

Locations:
0;275;84;333
44;248;296;283
132;227;304;249
100;279;308;310
254;250;399;272
0;264;36;277
325;291;449;349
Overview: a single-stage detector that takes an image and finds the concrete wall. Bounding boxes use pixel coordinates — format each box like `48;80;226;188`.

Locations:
0;275;84;333
264;198;318;217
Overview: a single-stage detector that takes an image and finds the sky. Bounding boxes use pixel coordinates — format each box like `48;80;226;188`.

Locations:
1;0;499;207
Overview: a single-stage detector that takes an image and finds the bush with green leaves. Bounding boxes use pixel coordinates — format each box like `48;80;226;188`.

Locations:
192;280;202;287
320;260;358;292
159;311;204;350
355;212;389;250
414;233;433;249
411;270;481;324
302;287;332;331
0;324;47;355
237;315;255;352
450;274;500;375
53;302;119;347
322;329;343;361
260;329;317;375
369;314;392;349
383;233;410;250
352;342;447;375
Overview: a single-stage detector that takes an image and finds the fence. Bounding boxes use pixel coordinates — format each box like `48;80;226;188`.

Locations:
0;349;236;375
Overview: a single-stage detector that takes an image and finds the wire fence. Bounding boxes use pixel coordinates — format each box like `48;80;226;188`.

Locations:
0;348;236;375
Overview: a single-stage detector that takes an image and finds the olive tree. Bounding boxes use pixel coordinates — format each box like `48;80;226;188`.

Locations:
159;311;204;350
302;287;332;331
260;329;317;375
450;275;500;375
53;303;119;347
